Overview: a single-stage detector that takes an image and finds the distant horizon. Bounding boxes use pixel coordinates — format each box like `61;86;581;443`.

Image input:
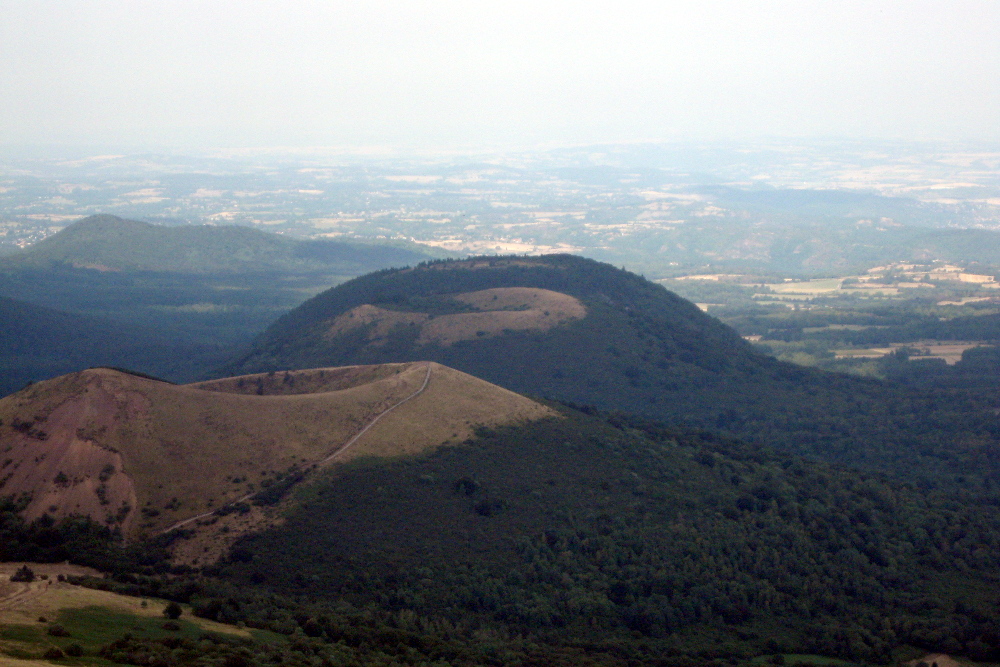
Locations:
3;1;998;152
3;135;1000;164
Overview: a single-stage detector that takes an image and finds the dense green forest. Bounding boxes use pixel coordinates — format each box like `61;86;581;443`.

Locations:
0;264;311;345
226;255;1000;487
215;411;1000;665
0;495;168;571
9;406;1000;665
0;295;224;395
0;266;297;393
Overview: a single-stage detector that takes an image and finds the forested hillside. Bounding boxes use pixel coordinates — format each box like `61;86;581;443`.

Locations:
0;296;221;394
2;214;437;275
0;216;441;392
225;255;1000;486
11;406;999;666
215;411;1000;664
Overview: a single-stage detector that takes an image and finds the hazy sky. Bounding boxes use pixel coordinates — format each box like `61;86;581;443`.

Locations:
2;0;998;151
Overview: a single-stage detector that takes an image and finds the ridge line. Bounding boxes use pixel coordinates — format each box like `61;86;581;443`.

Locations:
159;362;433;535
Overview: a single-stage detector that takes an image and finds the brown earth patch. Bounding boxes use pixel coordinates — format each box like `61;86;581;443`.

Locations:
418;287;586;345
324;304;429;345
0;373;142;533
326;287;586;347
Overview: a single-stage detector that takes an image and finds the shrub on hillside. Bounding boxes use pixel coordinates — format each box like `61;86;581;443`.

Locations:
47;624;71;637
163;601;183;620
42;647;64;659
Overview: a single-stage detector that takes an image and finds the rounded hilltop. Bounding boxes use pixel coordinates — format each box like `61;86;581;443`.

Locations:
221;253;1000;481
229;253;755;399
0;362;552;560
2;213;436;274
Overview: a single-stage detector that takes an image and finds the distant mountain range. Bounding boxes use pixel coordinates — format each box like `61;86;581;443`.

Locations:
0;215;443;393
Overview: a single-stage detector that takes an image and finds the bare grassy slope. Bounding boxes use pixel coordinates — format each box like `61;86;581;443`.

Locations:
325;286;586;347
0;364;552;542
0;562;245;637
338;362;556;460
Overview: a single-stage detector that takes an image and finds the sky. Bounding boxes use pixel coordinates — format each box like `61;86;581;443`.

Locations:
1;0;999;152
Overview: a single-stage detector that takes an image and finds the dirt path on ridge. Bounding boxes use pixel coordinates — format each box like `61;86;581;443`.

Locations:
160;363;433;534
320;362;432;464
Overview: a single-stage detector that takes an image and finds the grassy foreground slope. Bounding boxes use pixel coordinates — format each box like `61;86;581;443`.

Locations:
0;563;317;666
224;255;1000;484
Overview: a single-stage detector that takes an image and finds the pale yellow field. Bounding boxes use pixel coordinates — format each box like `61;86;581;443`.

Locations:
769;279;844;294
0;563;246;636
340;362;556;462
834;342;992;365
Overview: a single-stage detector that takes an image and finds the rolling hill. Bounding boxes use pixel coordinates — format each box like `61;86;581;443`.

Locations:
0;216;445;390
3;363;1000;664
223;254;1000;483
0;363;551;552
1;214;439;275
7;397;997;665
